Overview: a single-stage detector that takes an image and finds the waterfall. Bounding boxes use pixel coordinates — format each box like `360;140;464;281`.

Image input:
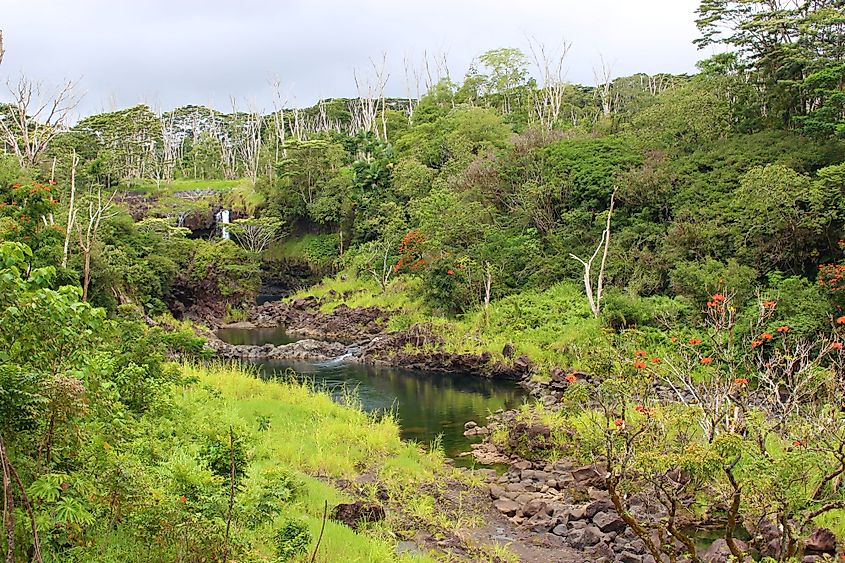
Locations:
215;209;231;239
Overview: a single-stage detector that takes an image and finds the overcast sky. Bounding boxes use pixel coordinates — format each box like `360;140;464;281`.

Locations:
1;0;708;117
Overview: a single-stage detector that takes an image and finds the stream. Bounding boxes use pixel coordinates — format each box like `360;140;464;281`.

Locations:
216;327;526;466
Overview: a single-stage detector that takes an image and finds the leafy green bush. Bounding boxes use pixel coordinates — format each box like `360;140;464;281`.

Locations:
274;518;312;561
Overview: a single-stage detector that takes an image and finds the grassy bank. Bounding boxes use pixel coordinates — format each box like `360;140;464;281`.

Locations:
72;361;441;562
291;273;613;374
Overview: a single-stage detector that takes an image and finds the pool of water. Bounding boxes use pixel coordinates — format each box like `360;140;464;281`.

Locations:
216;328;525;465
253;358;525;466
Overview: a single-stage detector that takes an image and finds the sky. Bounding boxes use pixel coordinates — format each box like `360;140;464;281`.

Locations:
1;0;708;117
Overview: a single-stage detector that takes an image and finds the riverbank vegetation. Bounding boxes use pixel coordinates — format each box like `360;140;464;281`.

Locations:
2;0;845;559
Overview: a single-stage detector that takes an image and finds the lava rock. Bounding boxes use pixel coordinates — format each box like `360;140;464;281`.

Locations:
331;501;385;530
593;511;627;533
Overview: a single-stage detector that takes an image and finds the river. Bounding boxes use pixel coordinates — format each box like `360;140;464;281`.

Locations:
216;326;526;466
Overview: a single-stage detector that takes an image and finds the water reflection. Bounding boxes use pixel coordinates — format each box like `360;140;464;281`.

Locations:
251;358;525;466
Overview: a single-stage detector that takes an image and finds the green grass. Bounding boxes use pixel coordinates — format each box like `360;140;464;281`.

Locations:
175;361;439;562
122;177;249;196
293;273;614;374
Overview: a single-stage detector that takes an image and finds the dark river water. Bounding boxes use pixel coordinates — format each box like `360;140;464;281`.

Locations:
216;327;526;465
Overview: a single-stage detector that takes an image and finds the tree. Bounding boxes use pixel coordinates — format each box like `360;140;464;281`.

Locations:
569;188;616;318
75;186;118;301
476;48;530;114
527;37;571;131
0;76;81;168
229;216;283;255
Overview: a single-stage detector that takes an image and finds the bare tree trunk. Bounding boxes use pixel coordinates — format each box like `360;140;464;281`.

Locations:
569;188;616;317
0;30;5;67
62;151;79;268
527;36;571;131
76;186;118;302
594;55;614;117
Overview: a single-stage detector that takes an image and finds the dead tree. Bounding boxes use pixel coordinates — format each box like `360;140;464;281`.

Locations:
569;188;616;317
270;77;288;161
62;151;79;268
352;54;389;140
0;30;5;66
527;37;571;131
594;55;615;117
76;186;118;301
0;75;81;168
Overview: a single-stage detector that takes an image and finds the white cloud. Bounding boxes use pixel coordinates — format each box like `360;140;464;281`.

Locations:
0;0;705;115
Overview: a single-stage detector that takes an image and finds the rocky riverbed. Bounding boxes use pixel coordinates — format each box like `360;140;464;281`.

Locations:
209;297;535;379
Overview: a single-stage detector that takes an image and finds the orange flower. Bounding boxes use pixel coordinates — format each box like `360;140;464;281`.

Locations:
634;350;647;357
734;377;748;385
833;342;843;350
711;293;726;303
761;333;773;340
776;326;789;333
447;269;455;275
179;496;187;503
762;300;777;308
751;340;763;349
564;374;577;383
688;338;702;345
650;357;661;364
837;316;845;325
700;357;713;365
633;360;647;369
613;418;624;427
792;440;803;447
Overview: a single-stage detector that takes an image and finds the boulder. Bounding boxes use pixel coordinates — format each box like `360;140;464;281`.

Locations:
804;527;837;554
701;538;751;563
585;499;615;520
568;525;603;549
572;464;607;488
330;501;385;530
593;510;627;533
493;498;520;516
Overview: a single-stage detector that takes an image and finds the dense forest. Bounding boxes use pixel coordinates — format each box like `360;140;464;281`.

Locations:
2;1;845;561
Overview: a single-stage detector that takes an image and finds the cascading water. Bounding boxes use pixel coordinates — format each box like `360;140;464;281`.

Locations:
215;209;231;239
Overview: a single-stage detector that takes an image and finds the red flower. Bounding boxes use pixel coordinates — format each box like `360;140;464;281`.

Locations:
633;360;647;369
650;357;661;364
761;333;773;340
792;440;803;447
634;350;647;357
734;377;748;385
700;357;713;365
447;269;455;275
688;338;702;345
179;496;187;503
832;342;843;350
613;418;624;427
776;326;789;333
564;374;577;383
711;293;726;303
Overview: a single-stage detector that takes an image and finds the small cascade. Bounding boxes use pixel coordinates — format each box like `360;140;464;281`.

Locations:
319;352;353;367
215;209;231;239
177;212;186;227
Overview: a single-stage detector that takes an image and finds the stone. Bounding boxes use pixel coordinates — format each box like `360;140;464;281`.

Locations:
512;460;532;471
522;499;551;518
551;523;568;536
568;525;602;549
616;552;644;563
572;464;607;488
585;499;615;520
493;498;520;515
804;527;837;554
593;511;627;533
514;492;539;505
330;501;385;531
488;484;506;499
525;511;556;533
701;538;751;563
568;506;587;520
464;421;478;430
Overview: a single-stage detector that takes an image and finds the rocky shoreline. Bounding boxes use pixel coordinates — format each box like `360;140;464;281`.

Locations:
207;297;535;380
